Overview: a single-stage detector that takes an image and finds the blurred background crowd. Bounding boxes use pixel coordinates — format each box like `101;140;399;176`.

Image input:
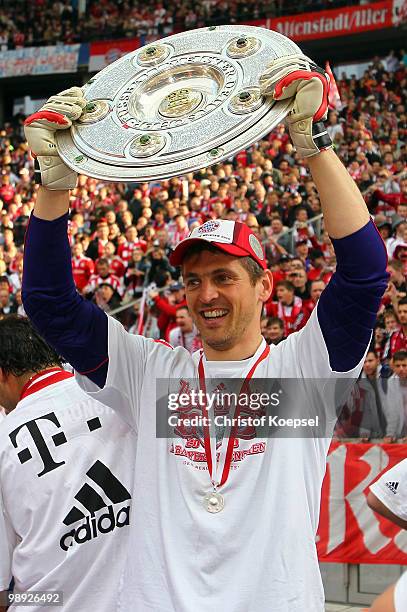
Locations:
0;47;406;439
0;0;380;48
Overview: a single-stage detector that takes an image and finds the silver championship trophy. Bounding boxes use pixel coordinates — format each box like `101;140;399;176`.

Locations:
56;25;302;182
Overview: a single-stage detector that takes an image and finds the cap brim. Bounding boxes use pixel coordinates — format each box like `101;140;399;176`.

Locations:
170;238;250;267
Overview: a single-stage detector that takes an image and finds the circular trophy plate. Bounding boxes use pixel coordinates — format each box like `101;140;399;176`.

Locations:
56;25;301;182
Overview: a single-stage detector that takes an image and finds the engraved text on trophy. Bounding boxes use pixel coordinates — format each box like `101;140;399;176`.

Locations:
115;55;238;131
159;89;203;118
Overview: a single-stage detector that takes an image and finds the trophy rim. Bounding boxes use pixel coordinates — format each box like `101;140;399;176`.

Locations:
57;24;300;182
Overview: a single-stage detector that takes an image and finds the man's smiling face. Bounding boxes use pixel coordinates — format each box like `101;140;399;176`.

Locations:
182;250;269;357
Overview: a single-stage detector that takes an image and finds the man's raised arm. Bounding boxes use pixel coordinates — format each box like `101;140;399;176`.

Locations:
22;89;109;387
308;150;388;371
260;55;388;371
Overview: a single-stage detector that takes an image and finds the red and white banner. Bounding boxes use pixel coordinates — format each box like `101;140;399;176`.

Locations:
261;1;393;42
317;442;407;564
89;38;141;72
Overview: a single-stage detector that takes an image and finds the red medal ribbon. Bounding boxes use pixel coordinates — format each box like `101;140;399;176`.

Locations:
20;368;74;401
198;343;270;488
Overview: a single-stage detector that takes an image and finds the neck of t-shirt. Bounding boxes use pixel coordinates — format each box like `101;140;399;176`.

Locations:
205;354;254;376
204;338;266;376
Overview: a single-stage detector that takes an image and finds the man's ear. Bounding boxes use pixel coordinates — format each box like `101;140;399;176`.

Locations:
259;270;274;303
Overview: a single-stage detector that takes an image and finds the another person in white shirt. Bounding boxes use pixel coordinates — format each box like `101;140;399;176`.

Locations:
0;316;136;612
367;459;407;611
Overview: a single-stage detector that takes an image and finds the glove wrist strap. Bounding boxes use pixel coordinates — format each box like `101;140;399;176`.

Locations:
312;121;332;152
34;158;42;185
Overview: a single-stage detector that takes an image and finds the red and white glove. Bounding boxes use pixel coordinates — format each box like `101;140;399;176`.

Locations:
259;54;332;158
24;87;87;190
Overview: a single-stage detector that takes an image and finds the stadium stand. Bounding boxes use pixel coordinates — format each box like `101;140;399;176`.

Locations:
0;0;371;47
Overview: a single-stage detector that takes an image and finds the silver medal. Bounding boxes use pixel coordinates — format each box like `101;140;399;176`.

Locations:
203;491;225;513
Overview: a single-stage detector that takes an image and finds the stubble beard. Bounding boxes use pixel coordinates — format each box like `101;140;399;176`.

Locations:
197;309;254;353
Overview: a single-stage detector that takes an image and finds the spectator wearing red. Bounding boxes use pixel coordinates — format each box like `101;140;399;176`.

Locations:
269;254;290;293
167;214;189;247
291;206;312;239
152;208;167;231
117;226;147;263
383;309;399;335
386;298;407;359
372;176;407;210
304;279;326;316
143;226;158;251
150;283;187;339
307;249;327;281
0;174;15;205
71;242;94;293
84;257;123;297
265;280;308;336
99;242;126;278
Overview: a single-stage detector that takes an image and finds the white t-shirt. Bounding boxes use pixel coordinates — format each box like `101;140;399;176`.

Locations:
76;307;365;612
370;459;407;612
0;374;136;612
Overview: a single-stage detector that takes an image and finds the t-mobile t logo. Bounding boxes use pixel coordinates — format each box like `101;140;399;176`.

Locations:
9;412;67;477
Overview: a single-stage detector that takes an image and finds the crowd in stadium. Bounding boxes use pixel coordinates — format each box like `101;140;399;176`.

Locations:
0;0;370;47
0;51;405;439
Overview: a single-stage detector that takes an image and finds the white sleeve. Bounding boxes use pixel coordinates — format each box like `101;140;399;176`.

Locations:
75;315;177;429
279;308;368;426
286;307;368;379
369;458;407;521
75;316;149;428
0;486;14;590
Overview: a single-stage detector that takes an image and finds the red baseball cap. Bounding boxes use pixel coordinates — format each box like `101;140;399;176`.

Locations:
169;220;267;269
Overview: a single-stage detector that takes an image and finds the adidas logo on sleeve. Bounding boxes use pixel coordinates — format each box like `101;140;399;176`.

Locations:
385;481;399;494
60;460;131;551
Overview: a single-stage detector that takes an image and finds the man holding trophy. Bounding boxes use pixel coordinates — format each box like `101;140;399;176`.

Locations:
20;28;387;612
